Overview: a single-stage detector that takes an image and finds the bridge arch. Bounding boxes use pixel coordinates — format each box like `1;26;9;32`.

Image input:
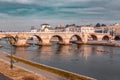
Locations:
89;35;98;41
70;35;82;43
114;36;120;40
26;35;43;45
6;35;17;43
50;35;64;44
102;35;109;41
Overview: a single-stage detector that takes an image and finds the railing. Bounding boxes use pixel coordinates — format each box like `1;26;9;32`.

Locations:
0;32;83;34
0;31;110;35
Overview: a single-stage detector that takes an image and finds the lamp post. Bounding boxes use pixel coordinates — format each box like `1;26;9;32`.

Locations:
7;36;15;69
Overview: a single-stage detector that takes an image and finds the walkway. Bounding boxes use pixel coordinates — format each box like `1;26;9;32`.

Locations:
0;73;13;80
0;51;69;80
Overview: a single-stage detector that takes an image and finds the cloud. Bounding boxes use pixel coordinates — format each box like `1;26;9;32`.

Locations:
0;0;120;31
0;0;34;4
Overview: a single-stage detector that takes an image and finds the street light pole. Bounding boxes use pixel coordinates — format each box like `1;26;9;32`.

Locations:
7;36;15;69
10;42;13;69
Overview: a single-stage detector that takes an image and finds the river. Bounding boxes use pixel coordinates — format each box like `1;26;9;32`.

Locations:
0;39;120;80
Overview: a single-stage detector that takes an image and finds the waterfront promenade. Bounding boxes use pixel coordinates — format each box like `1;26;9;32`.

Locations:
0;51;69;80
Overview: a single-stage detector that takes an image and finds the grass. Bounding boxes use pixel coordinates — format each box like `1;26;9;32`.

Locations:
0;59;47;80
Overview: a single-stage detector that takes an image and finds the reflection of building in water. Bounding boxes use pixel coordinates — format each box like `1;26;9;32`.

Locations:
80;45;98;60
81;46;91;60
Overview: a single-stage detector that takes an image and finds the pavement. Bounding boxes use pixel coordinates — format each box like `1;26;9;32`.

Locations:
0;73;13;80
0;50;69;80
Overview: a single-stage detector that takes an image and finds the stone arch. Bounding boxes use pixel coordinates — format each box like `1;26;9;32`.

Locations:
70;35;82;43
89;35;98;41
6;35;17;42
50;35;64;43
102;35;109;41
26;35;43;45
114;36;120;40
33;35;43;42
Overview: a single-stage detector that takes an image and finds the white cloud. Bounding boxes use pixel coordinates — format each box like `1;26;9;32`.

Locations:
0;13;11;18
0;0;120;31
8;8;36;14
0;0;34;4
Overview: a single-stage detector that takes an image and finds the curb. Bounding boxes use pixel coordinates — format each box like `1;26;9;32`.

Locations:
7;54;96;80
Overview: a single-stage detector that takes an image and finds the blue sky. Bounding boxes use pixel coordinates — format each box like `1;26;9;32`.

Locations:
0;0;120;31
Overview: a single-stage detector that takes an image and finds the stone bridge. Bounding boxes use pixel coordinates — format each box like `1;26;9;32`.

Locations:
0;32;112;46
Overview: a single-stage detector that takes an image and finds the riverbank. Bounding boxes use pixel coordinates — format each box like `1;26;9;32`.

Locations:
86;41;120;47
0;59;47;80
0;51;70;80
0;51;95;80
6;54;95;80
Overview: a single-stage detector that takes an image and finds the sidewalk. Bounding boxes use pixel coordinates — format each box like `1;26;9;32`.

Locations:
0;51;68;80
0;73;13;80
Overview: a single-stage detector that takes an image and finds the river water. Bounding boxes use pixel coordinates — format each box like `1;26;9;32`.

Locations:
0;39;120;80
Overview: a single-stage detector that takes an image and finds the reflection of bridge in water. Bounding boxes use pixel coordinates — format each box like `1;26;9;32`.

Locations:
0;32;112;47
12;44;114;62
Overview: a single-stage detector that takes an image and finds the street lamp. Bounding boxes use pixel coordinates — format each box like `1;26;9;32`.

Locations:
7;36;15;69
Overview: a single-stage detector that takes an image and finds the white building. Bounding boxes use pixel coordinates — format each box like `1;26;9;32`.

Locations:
39;23;55;32
30;26;37;32
64;24;81;32
64;24;95;33
80;26;95;33
55;24;65;32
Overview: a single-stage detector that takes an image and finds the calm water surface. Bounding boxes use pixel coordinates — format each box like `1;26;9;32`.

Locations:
0;40;120;80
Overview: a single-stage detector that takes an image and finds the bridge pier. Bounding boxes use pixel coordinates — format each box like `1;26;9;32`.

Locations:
81;33;88;44
39;43;52;46
40;39;52;46
75;41;84;44
58;38;71;45
14;39;29;47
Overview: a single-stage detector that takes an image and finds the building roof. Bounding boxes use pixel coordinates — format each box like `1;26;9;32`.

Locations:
41;23;50;25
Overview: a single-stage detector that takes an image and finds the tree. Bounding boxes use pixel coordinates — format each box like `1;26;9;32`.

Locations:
95;23;101;27
101;24;106;26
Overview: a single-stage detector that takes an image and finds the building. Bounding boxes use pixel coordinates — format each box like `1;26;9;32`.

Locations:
55;24;65;32
64;24;81;32
30;26;37;32
64;24;95;33
80;25;95;33
39;23;55;32
95;23;120;35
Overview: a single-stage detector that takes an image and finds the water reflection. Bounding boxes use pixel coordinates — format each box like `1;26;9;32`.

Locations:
35;46;52;60
13;47;30;59
0;40;120;80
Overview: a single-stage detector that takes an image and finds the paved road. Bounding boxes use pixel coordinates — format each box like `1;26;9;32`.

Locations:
0;51;69;80
0;73;13;80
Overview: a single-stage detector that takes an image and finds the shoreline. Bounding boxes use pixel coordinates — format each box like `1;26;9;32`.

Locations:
6;54;95;80
0;51;68;80
0;51;95;80
0;59;48;80
86;41;120;47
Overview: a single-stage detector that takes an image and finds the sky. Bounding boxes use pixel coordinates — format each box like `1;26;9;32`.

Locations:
0;0;120;31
